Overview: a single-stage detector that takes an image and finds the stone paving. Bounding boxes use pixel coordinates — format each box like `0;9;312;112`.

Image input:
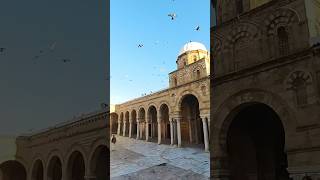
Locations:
111;135;210;180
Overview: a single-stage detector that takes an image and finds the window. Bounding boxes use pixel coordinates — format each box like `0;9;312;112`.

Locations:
236;0;243;14
196;70;201;79
277;27;289;56
293;78;308;106
193;55;197;62
174;78;177;86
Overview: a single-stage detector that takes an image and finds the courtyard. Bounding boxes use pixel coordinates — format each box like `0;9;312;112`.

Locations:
110;135;210;180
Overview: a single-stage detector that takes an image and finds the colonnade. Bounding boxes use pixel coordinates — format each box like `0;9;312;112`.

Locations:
115;113;210;152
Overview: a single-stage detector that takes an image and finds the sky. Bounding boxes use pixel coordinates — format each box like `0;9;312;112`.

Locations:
0;1;108;135
111;0;210;105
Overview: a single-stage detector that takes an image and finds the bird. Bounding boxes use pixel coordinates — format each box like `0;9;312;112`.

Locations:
61;58;71;63
0;47;6;53
138;44;144;48
168;13;177;20
195;26;200;31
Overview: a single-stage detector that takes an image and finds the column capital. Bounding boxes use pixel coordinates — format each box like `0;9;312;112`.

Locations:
200;114;210;119
157;116;162;123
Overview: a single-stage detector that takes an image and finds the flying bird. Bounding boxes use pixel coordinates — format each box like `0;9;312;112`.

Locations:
61;58;71;63
168;13;177;20
138;44;144;48
195;26;200;31
0;48;6;53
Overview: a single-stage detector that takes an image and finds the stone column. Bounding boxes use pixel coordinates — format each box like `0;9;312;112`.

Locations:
188;118;193;143
129;119;132;138
169;119;174;145
117;120;121;135
176;117;182;147
123;121;126;136
157;116;162;144
136;120;140;139
207;115;210;136
146;121;149;141
201;115;209;152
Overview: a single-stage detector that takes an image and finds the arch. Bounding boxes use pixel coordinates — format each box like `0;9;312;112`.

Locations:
159;103;170;144
89;145;109;180
124;111;130;136
179;94;204;147
225;103;288;179
66;151;86;180
47;156;62;180
31;159;44;180
147;105;158;141
177;90;202;111
138;107;146;139
131;109;137;138
0;160;27;180
211;89;296;151
265;8;301;36
119;112;124;134
138;107;146;121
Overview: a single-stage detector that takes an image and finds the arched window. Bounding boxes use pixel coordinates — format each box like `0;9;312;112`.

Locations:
277;26;289;56
293;77;308;106
196;70;201;79
236;0;243;14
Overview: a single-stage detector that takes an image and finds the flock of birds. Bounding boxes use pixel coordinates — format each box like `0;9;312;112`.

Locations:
137;0;201;49
0;42;72;64
127;0;203;97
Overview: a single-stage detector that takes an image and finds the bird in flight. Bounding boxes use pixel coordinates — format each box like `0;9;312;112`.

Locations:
61;58;71;63
168;13;177;20
138;44;144;48
195;26;200;31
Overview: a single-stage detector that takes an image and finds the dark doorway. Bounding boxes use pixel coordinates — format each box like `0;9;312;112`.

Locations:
227;103;288;180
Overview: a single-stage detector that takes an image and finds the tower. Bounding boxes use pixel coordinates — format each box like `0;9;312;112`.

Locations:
211;0;320;179
169;41;210;88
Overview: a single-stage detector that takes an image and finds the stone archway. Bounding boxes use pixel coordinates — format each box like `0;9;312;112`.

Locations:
90;145;109;180
147;105;158;142
0;160;26;180
31;159;44;180
226;103;289;180
160;103;170;144
66;151;85;180
130;110;137;138
47;156;62;180
138;108;146;140
180;94;203;147
211;89;295;179
119;112;124;135
124;111;130;136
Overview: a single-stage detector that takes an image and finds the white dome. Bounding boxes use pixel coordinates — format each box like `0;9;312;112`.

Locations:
179;41;207;56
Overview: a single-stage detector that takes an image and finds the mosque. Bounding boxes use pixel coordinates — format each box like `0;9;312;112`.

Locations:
110;41;211;152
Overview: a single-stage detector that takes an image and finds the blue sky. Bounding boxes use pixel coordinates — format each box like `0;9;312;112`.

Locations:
111;0;210;104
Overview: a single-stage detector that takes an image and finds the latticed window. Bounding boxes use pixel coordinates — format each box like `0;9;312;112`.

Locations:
277;27;289;56
236;0;243;14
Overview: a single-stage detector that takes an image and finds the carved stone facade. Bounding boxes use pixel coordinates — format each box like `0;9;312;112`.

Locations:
211;0;320;179
110;42;211;152
0;110;109;180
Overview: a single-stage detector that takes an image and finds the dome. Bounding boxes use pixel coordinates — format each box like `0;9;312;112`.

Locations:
178;41;207;56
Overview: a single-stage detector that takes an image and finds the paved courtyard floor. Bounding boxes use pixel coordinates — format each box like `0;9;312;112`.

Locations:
111;135;210;180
